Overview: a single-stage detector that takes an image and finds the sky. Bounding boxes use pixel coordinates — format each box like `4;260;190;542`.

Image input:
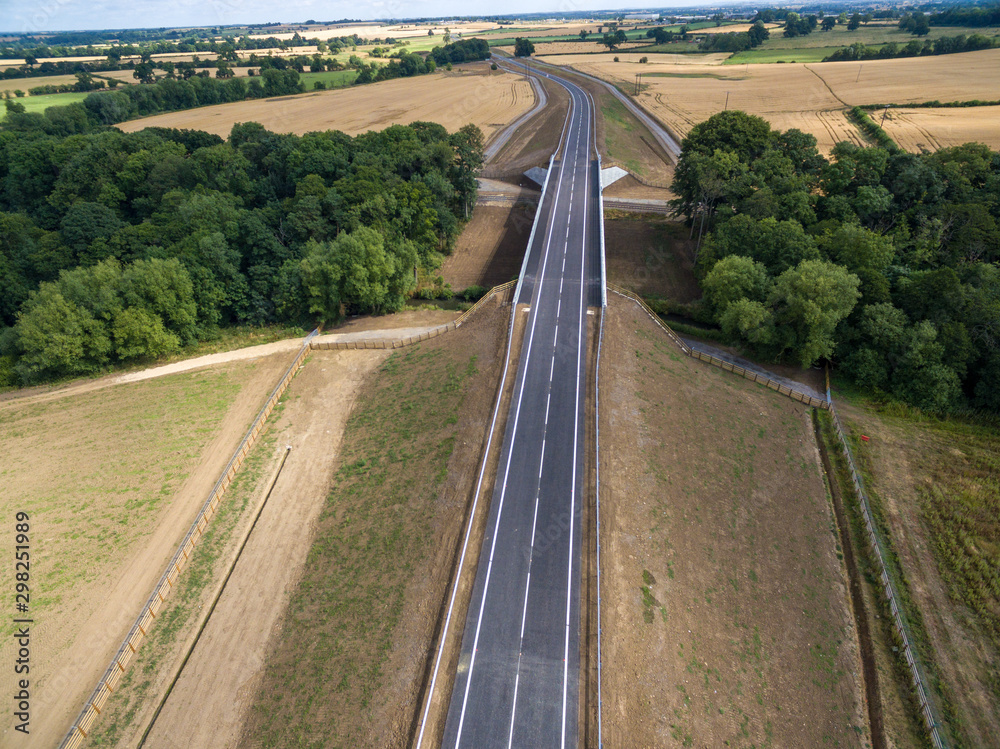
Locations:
2;0;698;33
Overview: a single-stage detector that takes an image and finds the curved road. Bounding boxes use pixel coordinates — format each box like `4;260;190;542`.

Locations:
440;64;602;748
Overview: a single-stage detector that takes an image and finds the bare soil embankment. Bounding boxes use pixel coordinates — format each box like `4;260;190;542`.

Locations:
598;295;870;747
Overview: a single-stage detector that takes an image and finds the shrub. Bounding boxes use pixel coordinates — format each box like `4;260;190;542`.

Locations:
462;285;487;301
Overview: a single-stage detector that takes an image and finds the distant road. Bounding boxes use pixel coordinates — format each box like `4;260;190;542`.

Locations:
440;60;602;748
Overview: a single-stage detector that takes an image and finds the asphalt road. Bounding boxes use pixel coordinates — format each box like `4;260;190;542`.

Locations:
441;64;602;748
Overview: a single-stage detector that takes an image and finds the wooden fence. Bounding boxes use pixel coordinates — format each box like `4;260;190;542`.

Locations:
607;284;828;410
58;330;317;749
824;375;947;748
309;281;517;352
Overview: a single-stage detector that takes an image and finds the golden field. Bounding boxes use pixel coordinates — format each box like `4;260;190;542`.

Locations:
117;65;535;140
881;105;1000;151
545;48;1000;153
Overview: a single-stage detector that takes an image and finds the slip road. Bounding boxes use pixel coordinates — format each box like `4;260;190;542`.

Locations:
441;64;602;748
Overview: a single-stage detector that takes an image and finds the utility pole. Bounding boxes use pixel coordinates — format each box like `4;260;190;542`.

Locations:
880;103;890;128
856;64;863;83
724;91;730;111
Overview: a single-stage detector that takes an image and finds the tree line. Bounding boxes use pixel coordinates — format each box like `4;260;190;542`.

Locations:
0;115;485;386
671;110;1000;415
823;33;999;62
698;21;770;53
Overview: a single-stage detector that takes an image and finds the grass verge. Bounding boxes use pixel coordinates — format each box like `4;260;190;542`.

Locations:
83;413;284;746
245;329;499;747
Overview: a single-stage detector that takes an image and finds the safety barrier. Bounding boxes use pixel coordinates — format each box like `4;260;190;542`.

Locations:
603;198;672;215
594;306;606;748
824;376;947;748
597;156;607;310
309;282;517;352
59;329;318;749
607;284;829;410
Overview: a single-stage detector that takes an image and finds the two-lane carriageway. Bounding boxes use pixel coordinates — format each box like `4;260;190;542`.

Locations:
439;63;603;748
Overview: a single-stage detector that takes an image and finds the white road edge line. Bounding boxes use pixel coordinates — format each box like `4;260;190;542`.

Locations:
452;86;578;749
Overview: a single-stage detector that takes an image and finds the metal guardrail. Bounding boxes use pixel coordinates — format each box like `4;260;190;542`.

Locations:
824;376;947;749
59;328;318;749
594;306;606;748
603;198;672;215
514;154;556;306
597;155;607;310
607;284;829;410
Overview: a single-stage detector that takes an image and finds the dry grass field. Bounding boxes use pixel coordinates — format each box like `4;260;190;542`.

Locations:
599;296;869;747
548;48;1000;153
0;352;292;748
881;105;1000;152
117;65;534;141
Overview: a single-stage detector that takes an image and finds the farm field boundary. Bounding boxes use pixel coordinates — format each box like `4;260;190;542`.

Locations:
824;381;947;748
608;284;828;409
58;329;318;749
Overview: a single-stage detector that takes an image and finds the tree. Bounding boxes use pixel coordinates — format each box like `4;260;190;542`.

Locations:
720;298;775;352
451;124;485;217
602;29;628;51
702;214;820;276
822;17;837;31
770;259;860;366
133;62;156;84
579;30;589;40
300;227;416;321
848;13;862;31
703;255;771;313
513;38;535;57
822;223;895;274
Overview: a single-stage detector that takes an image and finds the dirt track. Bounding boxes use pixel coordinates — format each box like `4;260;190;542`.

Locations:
139;349;388;749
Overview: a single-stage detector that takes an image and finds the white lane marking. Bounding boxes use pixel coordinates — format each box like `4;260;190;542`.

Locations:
560;80;591;749
453;84;578;749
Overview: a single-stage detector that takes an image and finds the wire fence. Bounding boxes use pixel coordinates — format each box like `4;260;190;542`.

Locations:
824;375;947;749
58;328;318;749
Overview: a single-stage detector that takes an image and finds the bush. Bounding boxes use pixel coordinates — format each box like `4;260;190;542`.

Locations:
639;56;649;63
462;284;487;301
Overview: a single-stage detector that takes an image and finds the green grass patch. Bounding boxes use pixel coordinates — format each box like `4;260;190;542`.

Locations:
299;69;359;89
725;47;849;64
0;90;89;119
0;366;249;628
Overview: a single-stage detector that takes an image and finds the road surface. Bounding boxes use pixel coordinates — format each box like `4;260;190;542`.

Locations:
441;62;602;748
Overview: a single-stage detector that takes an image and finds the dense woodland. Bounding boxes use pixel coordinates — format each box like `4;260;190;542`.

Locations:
0;109;485;386
671;111;1000;415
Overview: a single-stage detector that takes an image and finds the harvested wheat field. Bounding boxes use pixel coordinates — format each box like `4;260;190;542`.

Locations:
0;351;294;748
812;48;1000;105
561;58;860;152
549;48;1000;153
501;40;650;56
117;66;535;141
880;105;1000;152
599;295;869;748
